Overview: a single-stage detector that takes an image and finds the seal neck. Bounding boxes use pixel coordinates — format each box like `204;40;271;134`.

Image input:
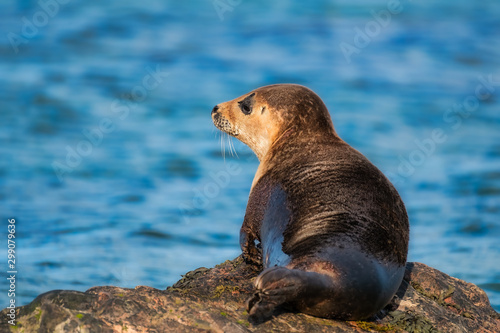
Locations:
272;127;295;149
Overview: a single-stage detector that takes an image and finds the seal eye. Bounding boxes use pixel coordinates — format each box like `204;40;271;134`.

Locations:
238;93;255;115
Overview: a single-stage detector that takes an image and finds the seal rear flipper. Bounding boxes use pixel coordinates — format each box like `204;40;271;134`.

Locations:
246;266;333;323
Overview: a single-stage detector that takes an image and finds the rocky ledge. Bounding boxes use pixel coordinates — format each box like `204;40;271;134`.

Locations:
2;256;499;332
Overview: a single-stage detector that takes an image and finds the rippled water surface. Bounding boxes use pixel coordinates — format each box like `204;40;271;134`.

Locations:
0;0;499;311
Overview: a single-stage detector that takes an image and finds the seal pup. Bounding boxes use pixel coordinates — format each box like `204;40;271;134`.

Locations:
211;84;409;322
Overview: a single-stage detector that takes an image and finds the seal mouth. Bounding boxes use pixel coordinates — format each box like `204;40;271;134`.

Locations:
212;112;239;136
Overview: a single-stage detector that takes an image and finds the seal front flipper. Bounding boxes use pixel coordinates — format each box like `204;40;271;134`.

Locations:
240;226;262;267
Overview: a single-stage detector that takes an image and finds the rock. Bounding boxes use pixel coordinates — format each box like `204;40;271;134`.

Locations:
2;256;499;332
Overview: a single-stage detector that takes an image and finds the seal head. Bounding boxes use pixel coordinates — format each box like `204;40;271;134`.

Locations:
212;84;336;161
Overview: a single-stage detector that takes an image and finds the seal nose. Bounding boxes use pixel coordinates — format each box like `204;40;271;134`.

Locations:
212;105;219;115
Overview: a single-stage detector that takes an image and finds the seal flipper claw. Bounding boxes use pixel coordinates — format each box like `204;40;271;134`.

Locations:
246;267;307;323
247;290;285;324
245;292;261;312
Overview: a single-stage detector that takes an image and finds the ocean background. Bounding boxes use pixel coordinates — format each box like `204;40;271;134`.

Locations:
0;0;499;312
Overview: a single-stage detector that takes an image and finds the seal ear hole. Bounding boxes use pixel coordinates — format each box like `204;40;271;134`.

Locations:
261;106;266;114
238;93;255;115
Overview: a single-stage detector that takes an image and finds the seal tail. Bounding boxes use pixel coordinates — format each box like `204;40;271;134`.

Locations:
246;266;334;323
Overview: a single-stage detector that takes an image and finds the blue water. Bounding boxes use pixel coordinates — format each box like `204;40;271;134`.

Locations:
1;0;499;312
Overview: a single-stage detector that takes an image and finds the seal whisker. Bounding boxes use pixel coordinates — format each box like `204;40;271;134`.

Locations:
225;133;231;157
227;135;233;157
220;133;226;162
228;135;239;158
